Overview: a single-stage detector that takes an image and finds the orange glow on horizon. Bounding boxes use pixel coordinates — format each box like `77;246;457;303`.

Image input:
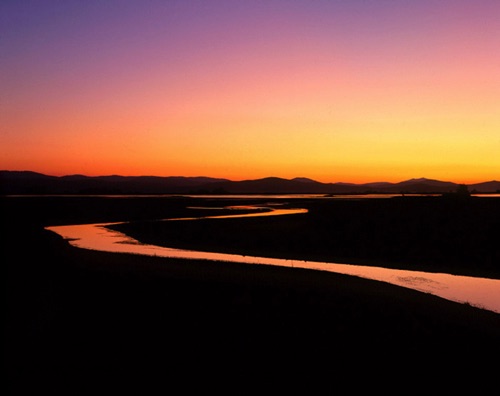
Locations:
1;1;499;184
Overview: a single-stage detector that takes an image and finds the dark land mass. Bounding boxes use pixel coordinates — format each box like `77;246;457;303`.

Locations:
3;195;500;394
110;196;500;279
2;170;500;194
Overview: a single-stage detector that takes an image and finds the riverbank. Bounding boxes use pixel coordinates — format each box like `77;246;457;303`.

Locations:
110;195;500;279
4;196;500;394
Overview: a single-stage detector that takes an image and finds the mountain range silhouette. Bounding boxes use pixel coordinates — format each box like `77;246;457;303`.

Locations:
1;170;499;195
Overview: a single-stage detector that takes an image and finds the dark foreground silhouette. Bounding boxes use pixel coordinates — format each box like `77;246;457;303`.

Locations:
3;196;500;394
111;196;500;279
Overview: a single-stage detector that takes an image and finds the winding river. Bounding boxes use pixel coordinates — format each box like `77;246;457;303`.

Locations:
46;205;500;314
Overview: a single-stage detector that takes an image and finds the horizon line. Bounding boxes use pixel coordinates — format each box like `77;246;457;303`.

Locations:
1;169;498;186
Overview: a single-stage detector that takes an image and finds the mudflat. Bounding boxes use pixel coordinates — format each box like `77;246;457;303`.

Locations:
4;195;500;394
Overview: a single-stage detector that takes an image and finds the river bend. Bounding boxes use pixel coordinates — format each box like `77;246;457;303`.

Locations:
46;206;500;314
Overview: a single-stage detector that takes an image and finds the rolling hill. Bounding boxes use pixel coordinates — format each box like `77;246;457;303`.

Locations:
1;170;499;195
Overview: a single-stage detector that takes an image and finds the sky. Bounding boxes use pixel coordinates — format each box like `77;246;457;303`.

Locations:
1;0;499;183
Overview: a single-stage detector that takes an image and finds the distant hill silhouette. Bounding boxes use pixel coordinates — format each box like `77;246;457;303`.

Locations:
1;170;499;195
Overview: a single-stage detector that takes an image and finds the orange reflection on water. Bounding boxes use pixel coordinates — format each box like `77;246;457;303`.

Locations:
46;212;500;314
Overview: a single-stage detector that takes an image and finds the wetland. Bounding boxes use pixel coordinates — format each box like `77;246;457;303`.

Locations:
4;194;500;394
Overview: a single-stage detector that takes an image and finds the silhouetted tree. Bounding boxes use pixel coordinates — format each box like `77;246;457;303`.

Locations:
456;184;470;197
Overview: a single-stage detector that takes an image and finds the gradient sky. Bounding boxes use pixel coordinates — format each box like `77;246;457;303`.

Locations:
1;0;499;183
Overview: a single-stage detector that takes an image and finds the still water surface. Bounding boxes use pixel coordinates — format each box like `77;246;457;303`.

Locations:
46;206;500;314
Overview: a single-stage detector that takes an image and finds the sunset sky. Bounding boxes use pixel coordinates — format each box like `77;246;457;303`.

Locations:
1;0;499;183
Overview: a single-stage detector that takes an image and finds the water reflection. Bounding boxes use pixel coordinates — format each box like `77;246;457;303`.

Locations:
46;207;500;314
